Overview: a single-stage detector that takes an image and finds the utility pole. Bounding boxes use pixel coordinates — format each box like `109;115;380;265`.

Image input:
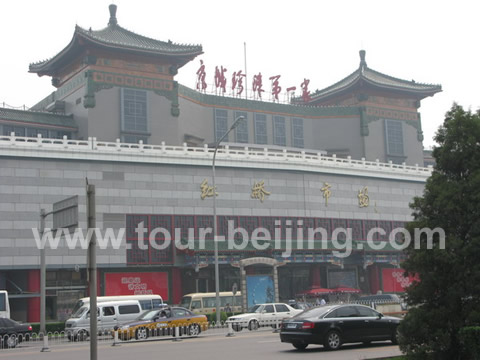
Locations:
87;184;97;360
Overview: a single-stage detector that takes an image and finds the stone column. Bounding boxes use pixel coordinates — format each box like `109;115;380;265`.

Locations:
273;265;279;303
240;266;247;312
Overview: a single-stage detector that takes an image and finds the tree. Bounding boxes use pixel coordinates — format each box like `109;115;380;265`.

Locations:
398;104;480;359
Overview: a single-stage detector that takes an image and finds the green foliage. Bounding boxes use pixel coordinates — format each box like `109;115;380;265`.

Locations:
206;312;232;323
459;327;480;359
398;104;480;359
31;322;65;334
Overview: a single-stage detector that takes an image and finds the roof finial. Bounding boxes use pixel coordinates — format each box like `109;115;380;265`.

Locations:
108;4;118;26
359;50;367;70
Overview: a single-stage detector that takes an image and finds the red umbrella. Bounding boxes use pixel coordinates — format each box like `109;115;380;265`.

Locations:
330;286;361;294
297;287;334;297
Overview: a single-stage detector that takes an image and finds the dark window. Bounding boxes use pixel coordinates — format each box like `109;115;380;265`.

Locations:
0;293;5;311
385;119;404;156
118;304;140;315
139;300;152;310
172;309;187;317
254;113;267;144
264;305;275;313
214;109;228;142
191;300;201;310
27;128;49;138
275;304;289;313
336;306;358;318
152;299;162;308
122;88;148;133
292;118;304;148
103;306;115;316
234;112;248;143
49;130;72;139
273;116;286;146
3;125;25;136
356;306;378;317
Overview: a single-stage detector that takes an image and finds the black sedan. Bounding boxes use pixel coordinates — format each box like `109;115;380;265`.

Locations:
280;304;400;351
0;318;33;349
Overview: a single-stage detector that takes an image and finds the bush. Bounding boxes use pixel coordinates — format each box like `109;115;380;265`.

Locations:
31;322;65;334
459;327;480;360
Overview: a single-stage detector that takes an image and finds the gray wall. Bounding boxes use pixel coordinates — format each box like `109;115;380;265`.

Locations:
0;153;425;270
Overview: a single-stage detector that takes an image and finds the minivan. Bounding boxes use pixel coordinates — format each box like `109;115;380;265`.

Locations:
65;300;144;340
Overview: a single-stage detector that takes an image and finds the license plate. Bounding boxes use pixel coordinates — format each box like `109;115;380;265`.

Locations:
286;323;297;329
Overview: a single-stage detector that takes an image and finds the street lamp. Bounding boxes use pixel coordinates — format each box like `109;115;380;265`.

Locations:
213;115;245;325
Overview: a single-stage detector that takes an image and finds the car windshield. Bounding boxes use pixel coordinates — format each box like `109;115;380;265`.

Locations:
180;296;191;308
137;310;161;320
247;305;262;313
71;306;88;318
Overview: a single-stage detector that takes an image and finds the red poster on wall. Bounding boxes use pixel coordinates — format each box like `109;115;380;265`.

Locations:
382;268;416;293
105;272;169;299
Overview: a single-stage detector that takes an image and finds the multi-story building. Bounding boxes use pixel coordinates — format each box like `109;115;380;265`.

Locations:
0;4;440;322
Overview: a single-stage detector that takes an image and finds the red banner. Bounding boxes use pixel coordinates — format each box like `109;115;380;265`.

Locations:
382;268;416;293
105;272;169;299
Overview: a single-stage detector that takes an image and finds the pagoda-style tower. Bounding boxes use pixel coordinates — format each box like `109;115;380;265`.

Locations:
29;4;202;115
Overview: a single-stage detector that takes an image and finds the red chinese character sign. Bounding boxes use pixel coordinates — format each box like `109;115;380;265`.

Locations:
252;72;265;99
196;60;207;92
269;75;282;102
232;70;246;96
301;78;312;103
105;272;169;299
214;65;228;95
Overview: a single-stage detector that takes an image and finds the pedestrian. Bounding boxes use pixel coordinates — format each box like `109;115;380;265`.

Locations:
320;297;326;306
224;303;232;313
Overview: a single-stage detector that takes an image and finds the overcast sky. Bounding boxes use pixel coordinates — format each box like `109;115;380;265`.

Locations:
1;0;478;148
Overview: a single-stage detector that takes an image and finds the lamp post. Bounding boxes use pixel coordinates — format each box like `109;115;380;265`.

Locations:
213;115;244;325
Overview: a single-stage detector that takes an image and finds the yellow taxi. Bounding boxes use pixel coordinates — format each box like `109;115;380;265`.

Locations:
114;307;208;340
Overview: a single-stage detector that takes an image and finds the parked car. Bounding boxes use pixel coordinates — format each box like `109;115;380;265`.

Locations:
280;304;400;351
226;303;302;331
114;307;208;340
0;318;33;349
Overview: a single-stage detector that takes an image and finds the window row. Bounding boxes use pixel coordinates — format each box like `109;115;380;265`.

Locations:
2;125;72;139
214;110;304;148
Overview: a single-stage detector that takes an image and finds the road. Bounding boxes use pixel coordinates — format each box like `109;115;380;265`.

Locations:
0;329;402;360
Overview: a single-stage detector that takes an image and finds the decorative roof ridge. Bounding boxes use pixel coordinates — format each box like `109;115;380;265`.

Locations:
362;66;442;89
76;23;202;51
308;68;361;100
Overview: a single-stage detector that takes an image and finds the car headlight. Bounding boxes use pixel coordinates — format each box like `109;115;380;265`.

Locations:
121;326;129;330
228;318;237;321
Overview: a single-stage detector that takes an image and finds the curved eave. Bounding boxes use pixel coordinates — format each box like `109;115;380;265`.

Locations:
77;32;202;68
307;74;441;104
29;27;203;76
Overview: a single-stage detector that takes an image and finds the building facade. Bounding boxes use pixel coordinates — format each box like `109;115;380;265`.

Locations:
0;4;440;322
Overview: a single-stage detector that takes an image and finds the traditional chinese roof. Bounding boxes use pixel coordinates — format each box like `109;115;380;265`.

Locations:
29;4;203;76
0;107;77;129
306;50;442;104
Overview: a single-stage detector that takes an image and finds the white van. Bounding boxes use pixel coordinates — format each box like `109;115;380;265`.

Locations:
71;295;163;315
65;300;144;340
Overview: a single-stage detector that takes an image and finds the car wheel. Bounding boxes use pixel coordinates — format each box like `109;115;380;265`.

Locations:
248;320;259;331
188;324;201;337
135;327;149;340
76;330;88;341
391;329;399;345
292;342;308;350
324;330;342;351
232;324;242;332
6;334;17;348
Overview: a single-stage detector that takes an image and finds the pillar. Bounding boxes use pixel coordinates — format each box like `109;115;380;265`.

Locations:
27;270;40;323
273;265;279;303
240;266;246;312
